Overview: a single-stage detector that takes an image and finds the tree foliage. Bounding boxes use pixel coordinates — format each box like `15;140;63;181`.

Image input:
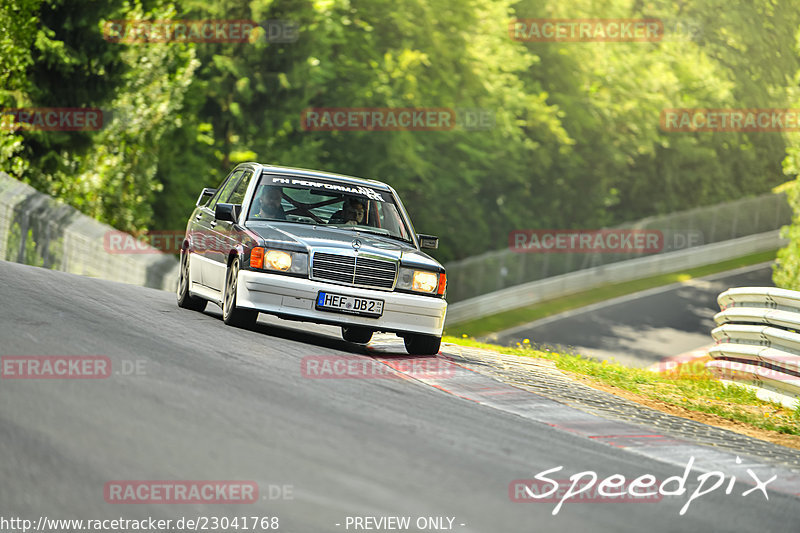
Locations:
3;0;800;261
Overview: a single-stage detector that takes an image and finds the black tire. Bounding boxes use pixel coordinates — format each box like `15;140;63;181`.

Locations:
177;250;207;312
222;257;258;328
404;334;441;355
341;326;373;344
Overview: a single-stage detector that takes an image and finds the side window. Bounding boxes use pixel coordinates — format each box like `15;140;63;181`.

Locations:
377;202;409;239
208;170;244;210
227;171;253;206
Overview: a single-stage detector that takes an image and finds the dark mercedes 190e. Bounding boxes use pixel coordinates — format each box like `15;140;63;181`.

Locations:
176;163;447;355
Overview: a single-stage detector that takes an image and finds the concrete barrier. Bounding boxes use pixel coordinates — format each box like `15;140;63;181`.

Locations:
0;171;178;291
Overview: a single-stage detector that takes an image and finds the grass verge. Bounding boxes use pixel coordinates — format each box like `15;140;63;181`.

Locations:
445;250;777;338
444;336;800;447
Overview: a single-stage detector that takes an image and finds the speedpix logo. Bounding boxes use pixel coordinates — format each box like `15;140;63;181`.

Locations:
511;457;775;515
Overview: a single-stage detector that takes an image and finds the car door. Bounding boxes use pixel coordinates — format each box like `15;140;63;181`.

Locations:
205;170;254;291
187;190;214;287
195;169;243;290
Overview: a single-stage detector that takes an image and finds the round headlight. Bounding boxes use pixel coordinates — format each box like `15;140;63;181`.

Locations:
265;250;292;271
412;271;438;293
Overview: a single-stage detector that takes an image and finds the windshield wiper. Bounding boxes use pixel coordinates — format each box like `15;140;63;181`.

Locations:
328;225;413;244
356;228;414;244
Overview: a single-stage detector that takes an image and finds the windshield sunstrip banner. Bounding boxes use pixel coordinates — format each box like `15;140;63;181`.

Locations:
266;176;386;202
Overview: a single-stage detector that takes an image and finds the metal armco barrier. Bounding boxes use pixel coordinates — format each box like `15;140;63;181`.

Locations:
711;287;800;407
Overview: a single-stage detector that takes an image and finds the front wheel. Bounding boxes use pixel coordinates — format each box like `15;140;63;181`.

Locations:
222;257;258;329
177;250;207;312
404;334;441;356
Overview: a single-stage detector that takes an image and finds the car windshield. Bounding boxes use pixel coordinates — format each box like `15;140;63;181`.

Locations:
247;174;413;242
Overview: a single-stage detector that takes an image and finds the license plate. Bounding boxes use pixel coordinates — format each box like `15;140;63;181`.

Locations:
316;291;384;317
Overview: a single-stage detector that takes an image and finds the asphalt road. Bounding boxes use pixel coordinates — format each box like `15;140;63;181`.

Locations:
1;260;798;532
487;263;774;367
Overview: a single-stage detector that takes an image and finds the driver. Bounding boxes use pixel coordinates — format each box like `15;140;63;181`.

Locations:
252;186;286;220
342;197;365;225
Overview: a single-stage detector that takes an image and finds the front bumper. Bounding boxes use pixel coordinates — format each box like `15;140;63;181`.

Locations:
237;270;447;337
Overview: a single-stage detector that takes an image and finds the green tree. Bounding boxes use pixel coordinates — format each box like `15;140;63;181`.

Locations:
13;0;197;233
154;0;574;261
0;0;43;177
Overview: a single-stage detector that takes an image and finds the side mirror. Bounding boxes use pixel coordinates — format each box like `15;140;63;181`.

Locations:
215;203;240;223
418;234;439;250
196;187;217;207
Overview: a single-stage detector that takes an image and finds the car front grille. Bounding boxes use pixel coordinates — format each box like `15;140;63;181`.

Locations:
312;252;397;290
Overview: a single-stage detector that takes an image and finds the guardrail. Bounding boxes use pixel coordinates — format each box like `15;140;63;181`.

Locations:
710;287;800;408
446;232;785;325
445;191;791;303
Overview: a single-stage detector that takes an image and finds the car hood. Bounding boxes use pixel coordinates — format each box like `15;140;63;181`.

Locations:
245;222;442;270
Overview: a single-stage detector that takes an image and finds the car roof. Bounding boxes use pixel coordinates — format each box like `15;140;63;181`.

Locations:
240;162;393;192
